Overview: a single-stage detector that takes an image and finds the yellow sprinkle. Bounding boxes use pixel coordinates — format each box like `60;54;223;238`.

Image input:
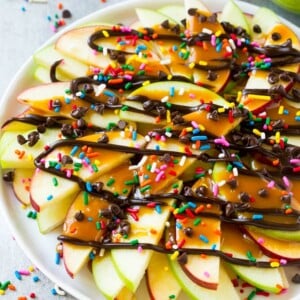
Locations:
0;290;5;295
199;60;208;66
166;110;171;123
142;80;151;86
198;124;206;131
167;75;173;80
21;204;27;209
275;131;280;143
217;107;225;113
270;261;280;268
170;250;179;260
114;109;119;115
173;208;179;215
188;62;195;69
164;266;169;271
253;129;262;137
186;127;193;132
28;266;35;272
95;160;101;166
247;94;271;101
236;91;242;103
27;154;34;161
102;30;110;38
296;111;300;116
215;30;222;37
278;105;284;115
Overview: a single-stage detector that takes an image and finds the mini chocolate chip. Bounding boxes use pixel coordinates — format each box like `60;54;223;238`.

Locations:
258;188;268;197
46;117;57;127
161;19;170;29
117;120;127;130
292;88;300;101
118;220;131;235
267;72;279;85
74;210;84;221
143;100;156;111
117;53;126;64
71;107;88;119
188;8;198;16
94;103;105;114
171;24;180;34
183;227;193;237
106;220;118;231
225;203;236;217
3;171;14;182
92;181;104;193
76;118;87;129
97;134;109;143
27;131;40;147
195;185;207;196
100;209;113;219
158;71;168;80
83;83;94;93
109;204;124;218
52;99;62;107
253;24;262;34
279;73;292;82
239;192;250;203
17;134;27;145
208;110;219;121
37;124;46;133
62;9;72;18
292;273;300;284
177;252;188;265
271;32;281;41
226;179;237;189
207;13;217;23
179;134;191;144
207;70;218;81
61;124;74;137
172;113;184;124
156;106;166;116
61;155;73;165
107;96;119;105
183;186;194;197
198;14;207;23
160;153;172;163
281;194;291;204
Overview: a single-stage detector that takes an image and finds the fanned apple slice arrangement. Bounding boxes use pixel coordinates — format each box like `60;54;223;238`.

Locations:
1;0;300;299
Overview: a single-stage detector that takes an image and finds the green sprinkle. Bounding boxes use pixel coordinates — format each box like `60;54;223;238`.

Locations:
137;70;145;76
172;183;179;188
1;281;10;290
246;250;256;262
194;173;205;179
122;188;128;194
265;117;271;125
247;290;257;300
165;102;172;109
193;217;202;226
146;164;151;171
92;164;98;172
134;173;139;184
182;51;190;60
74;162;83;168
113;192;119;197
107;122;117;130
178;204;189;214
106;178;115;187
83;191;89;205
121;105;129;111
180;42;186;48
169;295;176;299
65;88;71;94
98;46;103;52
52;177;58;186
173;159;179;164
140;185;151;193
226;164;233;172
130;239;139;245
125;82;133;90
96;221;101;230
27;211;33;218
125;179;135;185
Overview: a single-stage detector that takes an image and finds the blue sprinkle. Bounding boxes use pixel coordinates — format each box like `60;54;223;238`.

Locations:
155;144;160;151
191;135;208;141
88;217;93;222
132;130;137;141
47;15;52;21
84;157;91;164
51;288;57;295
70;146;79;156
252;214;263;220
144;174;149;179
295;116;300;122
33;276;40;282
54;163;61;170
64;97;71;104
55;252;61;265
103;90;115;97
200;144;211;151
188;201;197;208
176;222;182;229
54;107;60;113
79;91;86;99
283;109;289;115
98;74;104;81
192;128;200;135
86;182;92;192
211;244;217;250
172;45;178;51
79;152;85;159
155;205;162;214
169;86;175;97
21;6;26;12
232;161;244;168
47;195;53;201
89;251;95;260
199;234;209;243
15;270;22;280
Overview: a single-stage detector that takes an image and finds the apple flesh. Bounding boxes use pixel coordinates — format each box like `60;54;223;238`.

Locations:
146;251;181;300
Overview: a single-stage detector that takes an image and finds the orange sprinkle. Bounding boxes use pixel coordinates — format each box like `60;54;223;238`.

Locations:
202;41;208;50
272;159;280;166
285;208;293;214
108;78;124;85
165;241;172;249
200;253;207;259
81;145;88;152
150;228;157;234
206;204;212;209
86;152;100;158
195;205;205;214
140;179;152;187
57;2;63;9
8;284;16;291
18;150;25;159
87;147;93;153
214;229;221;236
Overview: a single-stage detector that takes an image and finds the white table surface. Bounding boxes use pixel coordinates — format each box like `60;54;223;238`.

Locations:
0;1;299;299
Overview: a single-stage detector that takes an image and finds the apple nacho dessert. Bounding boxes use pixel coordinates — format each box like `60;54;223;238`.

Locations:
1;0;300;299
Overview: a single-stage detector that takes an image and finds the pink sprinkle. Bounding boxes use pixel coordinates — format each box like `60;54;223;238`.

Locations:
189;93;196;99
124;74;133;80
155;171;165;182
92;49;98;56
213;183;219;197
280;259;287;265
137;246;143;253
257;237;264;244
160;135;166;142
191;121;198;129
282;176;290;187
214;136;230;147
210;34;216;47
50;24;58;33
267;180;275;188
139;63;146;70
66;170;72;178
264;57;272;63
19;270;31;276
204;271;210;278
290;158;300;164
263;124;268;130
160;164;168;171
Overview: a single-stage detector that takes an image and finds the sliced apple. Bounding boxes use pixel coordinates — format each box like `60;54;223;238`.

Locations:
158;5;186;24
12;168;35;205
34;65;71;83
222;223;289;294
146;251;181;300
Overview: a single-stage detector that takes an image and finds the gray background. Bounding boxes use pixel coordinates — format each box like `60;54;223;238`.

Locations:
0;0;299;299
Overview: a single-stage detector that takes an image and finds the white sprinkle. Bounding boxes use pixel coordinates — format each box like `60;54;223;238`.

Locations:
218;180;226;187
138;155;148;167
226;45;232;53
228;38;236;50
150;162;157;173
160;58;171;65
94;83;106;97
144;135;151;142
233;167;239;177
165;131;172;138
178;88;185;96
103;47;108;56
129;165;139;170
202;28;212;34
179;155;186;166
261;132;266;140
99;248;105;257
161;95;169;103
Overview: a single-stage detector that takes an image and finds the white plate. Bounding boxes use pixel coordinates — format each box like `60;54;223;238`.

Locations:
0;0;300;299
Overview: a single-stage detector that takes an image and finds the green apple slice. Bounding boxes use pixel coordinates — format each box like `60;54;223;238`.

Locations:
92;253;134;300
0;128;62;169
219;0;250;35
135;8;178;28
34;45;89;79
184;0;210;15
169;257;240;300
146;251;181;299
158;5;185;24
34;66;69;83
